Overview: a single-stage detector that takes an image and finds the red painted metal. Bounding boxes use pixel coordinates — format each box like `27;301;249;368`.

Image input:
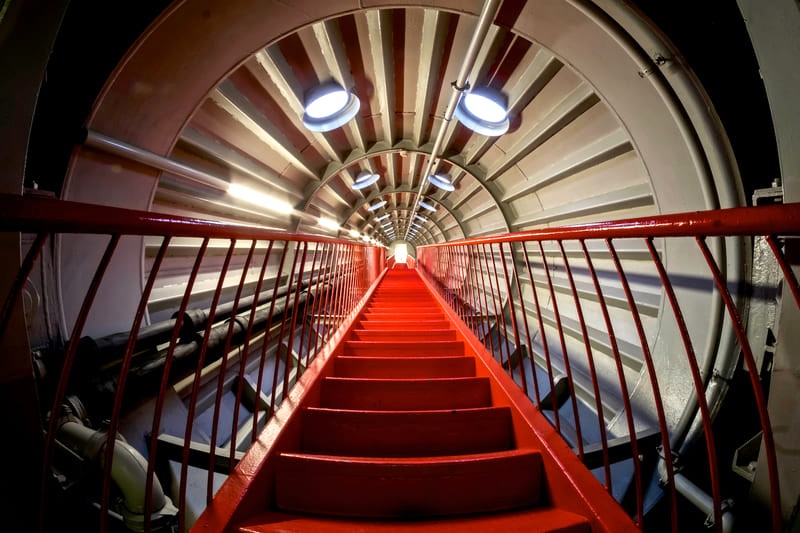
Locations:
0;193;373;533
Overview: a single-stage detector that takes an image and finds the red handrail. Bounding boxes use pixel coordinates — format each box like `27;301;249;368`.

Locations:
0;193;372;532
418;201;800;532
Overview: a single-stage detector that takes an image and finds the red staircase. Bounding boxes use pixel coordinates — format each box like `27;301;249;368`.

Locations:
196;268;636;532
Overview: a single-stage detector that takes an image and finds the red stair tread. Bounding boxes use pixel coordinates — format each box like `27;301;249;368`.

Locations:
334;356;475;378
301;407;514;456
358;319;452;329
320;377;491;410
236;507;591;532
274;449;542;518
343;340;464;357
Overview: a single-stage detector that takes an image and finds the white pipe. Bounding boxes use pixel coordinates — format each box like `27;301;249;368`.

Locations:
403;0;502;240
84;129;230;192
58;421;178;531
658;458;734;533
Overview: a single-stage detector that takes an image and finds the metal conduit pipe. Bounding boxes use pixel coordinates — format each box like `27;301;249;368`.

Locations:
403;0;502;240
57;421;178;531
657;458;734;533
79;274;330;361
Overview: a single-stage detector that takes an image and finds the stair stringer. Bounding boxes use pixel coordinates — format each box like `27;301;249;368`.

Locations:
417;270;639;533
190;269;388;532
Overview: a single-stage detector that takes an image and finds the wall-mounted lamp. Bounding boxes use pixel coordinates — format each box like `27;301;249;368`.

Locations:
454;86;509;136
302;81;361;132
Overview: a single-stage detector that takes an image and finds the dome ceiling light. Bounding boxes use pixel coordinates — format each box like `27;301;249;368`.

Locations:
302;81;361;132
414;214;427;222
352;170;380;190
367;199;388;211
454;86;510;136
419;200;437;212
427;173;455;192
375;213;390;222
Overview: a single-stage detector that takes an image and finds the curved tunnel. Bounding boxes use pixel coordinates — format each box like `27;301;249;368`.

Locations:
2;0;799;530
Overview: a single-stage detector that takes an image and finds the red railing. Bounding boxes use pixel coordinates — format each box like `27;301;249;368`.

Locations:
417;203;800;533
0;193;373;532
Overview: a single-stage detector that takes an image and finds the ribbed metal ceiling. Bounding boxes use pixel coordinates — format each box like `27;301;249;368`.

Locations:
155;6;653;249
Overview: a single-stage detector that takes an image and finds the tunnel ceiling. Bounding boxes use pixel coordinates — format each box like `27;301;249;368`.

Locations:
63;0;745;250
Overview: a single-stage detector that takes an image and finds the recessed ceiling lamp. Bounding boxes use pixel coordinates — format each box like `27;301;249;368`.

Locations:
368;199;387;211
302;81;361;132
414;214;427;222
419;200;437;212
427;173;455;192
375;213;390;222
352;170;380;190
454;86;510;136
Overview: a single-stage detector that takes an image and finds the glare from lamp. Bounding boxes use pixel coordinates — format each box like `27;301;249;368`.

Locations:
318;217;340;231
348;229;360;238
352;171;380;190
368;200;388;211
227;183;294;214
302;81;361;132
427;174;455;192
454;86;510;137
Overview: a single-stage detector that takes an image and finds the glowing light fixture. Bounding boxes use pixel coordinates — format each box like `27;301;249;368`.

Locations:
419;200;436;212
368;200;387;211
348;229;360;238
414;214;427;222
352;170;380;190
302;81;361;132
227;183;293;214
427;173;455;192
318;217;340;231
454;86;510;136
375;213;390;222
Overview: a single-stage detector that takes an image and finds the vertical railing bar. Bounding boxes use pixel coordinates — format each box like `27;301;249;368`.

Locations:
0;232;48;344
40;234;120;533
100;235;171;532
144;237;209;532
607;237;677;531
579;239;642;522
539;240;582;449
320;245;340;348
487;243;512;374
557;240;610;489
523;241;559;421
207;240;257;501
456;246;472;327
228;240;275;469
327;245;343;337
696;236;781;533
297;243;320;370
468;247;487;342
178;238;236;524
459;246;477;334
499;242;526;393
283;242;309;395
645;237;722;531
476;244;497;357
252;242;289;445
313;244;334;356
269;241;302;416
511;241;540;405
766;235;800;309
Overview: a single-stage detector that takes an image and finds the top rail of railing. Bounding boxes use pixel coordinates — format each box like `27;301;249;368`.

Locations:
417;203;800;246
0;192;358;244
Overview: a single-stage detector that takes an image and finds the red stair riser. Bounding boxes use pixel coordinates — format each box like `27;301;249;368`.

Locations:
343;340;465;357
274;449;543;518
351;329;457;341
319;377;491;410
334;356;476;378
301;407;514;457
